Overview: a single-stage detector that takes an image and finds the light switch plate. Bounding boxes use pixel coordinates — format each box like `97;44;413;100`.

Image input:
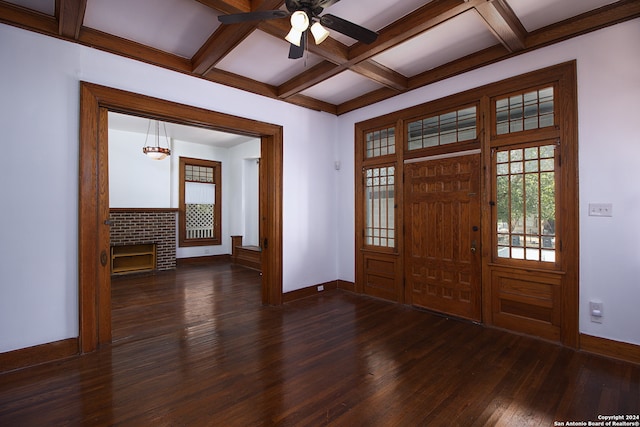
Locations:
588;203;613;217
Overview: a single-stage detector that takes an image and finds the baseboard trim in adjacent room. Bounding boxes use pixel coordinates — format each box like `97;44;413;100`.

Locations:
176;254;231;267
283;280;338;302
0;338;79;373
580;334;640;365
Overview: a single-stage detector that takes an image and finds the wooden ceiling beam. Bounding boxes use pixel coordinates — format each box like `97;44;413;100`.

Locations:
0;1;58;34
195;0;251;14
350;60;407;91
78;27;193;73
475;0;526;52
191;0;285;75
525;0;640;49
204;68;278;98
348;0;483;64
57;0;86;39
277;61;343;98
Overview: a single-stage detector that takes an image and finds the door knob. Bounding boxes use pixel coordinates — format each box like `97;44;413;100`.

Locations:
471;240;477;254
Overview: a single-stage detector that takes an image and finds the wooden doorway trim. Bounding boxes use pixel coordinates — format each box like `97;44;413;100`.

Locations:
79;82;283;353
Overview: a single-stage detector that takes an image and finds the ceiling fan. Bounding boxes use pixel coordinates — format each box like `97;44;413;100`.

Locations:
218;0;378;59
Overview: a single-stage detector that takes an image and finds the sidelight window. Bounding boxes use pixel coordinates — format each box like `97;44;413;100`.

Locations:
364;165;396;248
495;143;557;262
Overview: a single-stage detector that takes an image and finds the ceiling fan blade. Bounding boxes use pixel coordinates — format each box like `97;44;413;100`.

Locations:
218;10;289;25
320;14;378;44
288;33;306;59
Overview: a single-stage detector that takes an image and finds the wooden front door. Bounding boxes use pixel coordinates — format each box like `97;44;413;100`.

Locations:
404;153;482;321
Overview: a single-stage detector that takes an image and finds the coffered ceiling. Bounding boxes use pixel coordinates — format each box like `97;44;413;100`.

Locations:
1;0;638;115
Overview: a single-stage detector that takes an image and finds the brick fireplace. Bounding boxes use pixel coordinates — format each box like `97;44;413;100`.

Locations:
109;208;178;271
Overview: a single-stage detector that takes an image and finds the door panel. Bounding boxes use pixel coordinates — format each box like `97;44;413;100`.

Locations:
405;154;481;321
362;253;402;302
490;266;562;342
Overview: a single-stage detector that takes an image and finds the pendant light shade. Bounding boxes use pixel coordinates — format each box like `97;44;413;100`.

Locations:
290;10;309;31
285;11;309;47
285;27;304;46
310;22;330;45
142;120;171;160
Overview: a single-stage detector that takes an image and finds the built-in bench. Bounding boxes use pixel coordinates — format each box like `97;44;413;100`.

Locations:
231;235;262;271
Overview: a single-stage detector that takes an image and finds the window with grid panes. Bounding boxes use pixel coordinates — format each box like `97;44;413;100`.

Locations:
362;126;396;249
495;144;557;263
179;157;222;247
407;105;477;150
496;86;554;135
493;84;558;263
365;126;395;158
364;165;395;248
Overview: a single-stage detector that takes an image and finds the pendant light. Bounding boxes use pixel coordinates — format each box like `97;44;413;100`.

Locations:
142;119;171;160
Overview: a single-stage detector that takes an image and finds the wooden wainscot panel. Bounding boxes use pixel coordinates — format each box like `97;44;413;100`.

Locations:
362;252;402;302
491;267;563;342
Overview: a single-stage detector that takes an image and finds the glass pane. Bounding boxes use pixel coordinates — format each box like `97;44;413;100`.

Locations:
495;86;554;135
365;126;395;158
494;144;556;263
407;106;477;149
364;165;395;248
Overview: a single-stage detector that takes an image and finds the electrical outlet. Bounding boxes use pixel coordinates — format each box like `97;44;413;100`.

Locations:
590;301;603;323
317;285;324;292
588;203;613;217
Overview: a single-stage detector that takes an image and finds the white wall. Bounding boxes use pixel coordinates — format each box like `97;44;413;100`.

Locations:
336;18;640;346
109;128;173;208
0;23;338;353
228;140;261;246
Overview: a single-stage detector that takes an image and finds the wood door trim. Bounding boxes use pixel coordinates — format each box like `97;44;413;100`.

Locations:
79;82;283;353
403;148;481;164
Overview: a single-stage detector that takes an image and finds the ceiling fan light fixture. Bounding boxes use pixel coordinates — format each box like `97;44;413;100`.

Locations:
310;22;330;45
285;27;304;47
289;10;309;31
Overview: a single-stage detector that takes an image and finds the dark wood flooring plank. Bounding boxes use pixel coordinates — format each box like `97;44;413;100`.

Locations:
0;262;639;426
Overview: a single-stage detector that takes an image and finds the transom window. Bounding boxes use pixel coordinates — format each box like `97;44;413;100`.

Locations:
407;105;477;150
364;165;395;248
496;86;554;135
365;127;395;158
495;143;557;263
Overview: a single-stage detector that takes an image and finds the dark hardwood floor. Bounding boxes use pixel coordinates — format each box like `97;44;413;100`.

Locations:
1;263;639;426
